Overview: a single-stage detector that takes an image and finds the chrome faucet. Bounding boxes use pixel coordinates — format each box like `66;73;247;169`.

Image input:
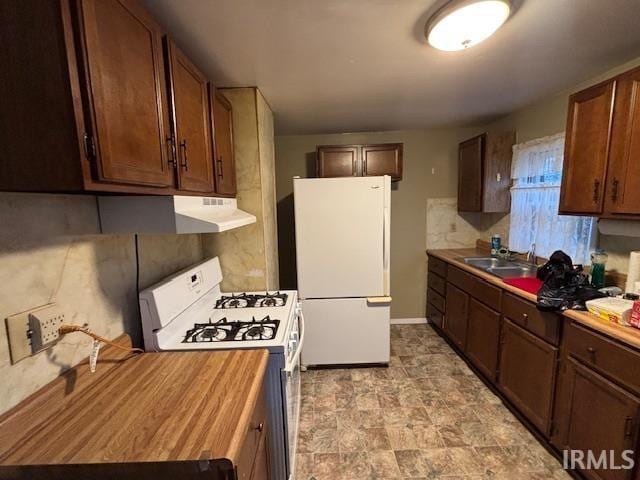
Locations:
526;243;536;264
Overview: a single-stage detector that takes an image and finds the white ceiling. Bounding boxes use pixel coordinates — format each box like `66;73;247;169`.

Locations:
142;0;640;135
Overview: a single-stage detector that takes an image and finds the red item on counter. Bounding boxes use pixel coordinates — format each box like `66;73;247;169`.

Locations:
630;301;640;329
503;277;544;295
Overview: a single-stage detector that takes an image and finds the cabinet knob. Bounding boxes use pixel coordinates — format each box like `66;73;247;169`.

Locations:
592;179;600;203
586;346;596;361
256;422;264;433
522;313;529;324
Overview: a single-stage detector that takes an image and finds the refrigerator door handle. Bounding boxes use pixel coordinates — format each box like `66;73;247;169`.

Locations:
367;296;392;305
382;199;390;295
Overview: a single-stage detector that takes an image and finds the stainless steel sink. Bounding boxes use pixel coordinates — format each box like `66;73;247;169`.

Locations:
463;257;510;269
462;256;538;279
485;264;538;279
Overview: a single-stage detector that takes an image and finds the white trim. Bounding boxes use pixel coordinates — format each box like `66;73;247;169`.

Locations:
390;317;427;325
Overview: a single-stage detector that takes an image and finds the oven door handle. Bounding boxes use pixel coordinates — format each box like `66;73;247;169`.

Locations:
284;311;305;374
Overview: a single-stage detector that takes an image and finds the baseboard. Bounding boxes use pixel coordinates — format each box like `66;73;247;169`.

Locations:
390;317;428;325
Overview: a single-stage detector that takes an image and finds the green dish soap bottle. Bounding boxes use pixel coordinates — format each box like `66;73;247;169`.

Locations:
590;248;608;288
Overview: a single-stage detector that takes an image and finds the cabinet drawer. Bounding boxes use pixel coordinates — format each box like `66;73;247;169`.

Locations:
428;256;448;278
447;266;502;311
566;321;640;395
427;301;444;329
428;272;446;295
428;288;445;313
236;386;268;480
502;293;560;346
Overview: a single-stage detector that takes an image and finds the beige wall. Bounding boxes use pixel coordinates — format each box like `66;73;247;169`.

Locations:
483;56;640;273
0;193;202;414
203;88;279;291
274;128;512;319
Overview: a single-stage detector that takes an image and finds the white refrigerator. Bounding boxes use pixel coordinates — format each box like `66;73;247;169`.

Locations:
294;175;391;366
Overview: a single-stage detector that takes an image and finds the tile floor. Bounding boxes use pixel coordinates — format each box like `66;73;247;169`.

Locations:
295;324;572;479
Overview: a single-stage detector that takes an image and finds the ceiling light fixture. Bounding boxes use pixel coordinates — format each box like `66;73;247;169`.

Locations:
426;0;511;51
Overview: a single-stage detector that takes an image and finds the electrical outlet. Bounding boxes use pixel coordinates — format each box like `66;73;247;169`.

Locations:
5;304;65;364
29;305;65;353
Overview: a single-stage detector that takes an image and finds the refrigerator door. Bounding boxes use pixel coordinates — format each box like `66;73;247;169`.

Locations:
300;298;390;366
294;176;390;299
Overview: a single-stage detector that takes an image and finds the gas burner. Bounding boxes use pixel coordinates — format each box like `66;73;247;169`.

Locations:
215;292;288;309
182;316;280;343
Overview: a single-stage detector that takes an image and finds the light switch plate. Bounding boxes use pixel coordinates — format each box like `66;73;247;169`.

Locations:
5;304;64;364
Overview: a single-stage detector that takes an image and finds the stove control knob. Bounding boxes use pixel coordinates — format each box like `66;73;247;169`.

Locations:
288;339;297;352
290;331;299;342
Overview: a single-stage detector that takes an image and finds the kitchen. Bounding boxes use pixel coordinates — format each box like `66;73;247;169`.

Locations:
2;0;640;479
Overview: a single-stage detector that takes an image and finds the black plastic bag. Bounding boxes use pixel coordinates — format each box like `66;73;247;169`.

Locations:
536;250;605;312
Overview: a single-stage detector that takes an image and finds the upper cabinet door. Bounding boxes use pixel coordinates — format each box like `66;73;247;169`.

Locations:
211;89;237;196
605;67;640;215
361;144;403;180
78;0;173;187
560;80;615;215
165;39;214;193
458;135;484;212
316;146;359;177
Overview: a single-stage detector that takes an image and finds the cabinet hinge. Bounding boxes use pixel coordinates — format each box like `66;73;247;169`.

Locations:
83;133;96;160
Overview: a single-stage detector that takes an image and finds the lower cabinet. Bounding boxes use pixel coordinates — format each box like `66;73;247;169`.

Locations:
498;318;558;435
553;320;640;480
465;298;501;381
235;388;269;480
444;284;469;350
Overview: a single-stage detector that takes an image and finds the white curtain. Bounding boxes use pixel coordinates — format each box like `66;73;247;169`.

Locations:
509;133;595;265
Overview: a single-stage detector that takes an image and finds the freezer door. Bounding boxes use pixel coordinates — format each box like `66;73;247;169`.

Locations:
294;176;390;298
300;298;390;366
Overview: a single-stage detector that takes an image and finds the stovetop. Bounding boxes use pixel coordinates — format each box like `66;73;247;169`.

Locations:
182;316;281;343
215;292;288;309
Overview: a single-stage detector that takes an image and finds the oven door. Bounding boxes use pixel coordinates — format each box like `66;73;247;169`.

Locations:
282;310;305;480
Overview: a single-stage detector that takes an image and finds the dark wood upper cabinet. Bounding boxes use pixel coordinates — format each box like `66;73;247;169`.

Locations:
560;79;616;215
556;358;639;480
165;39;214;193
316;144;403;180
79;0;174;188
604;66;640;216
498;318;558;435
361;144;403;181
458;132;515;213
316;146;359;177
0;0;237;197
211;89;237;196
465;298;501;381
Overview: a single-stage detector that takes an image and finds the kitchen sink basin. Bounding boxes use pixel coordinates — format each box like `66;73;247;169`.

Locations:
463;257;510;269
462;256;538;279
485;264;538;279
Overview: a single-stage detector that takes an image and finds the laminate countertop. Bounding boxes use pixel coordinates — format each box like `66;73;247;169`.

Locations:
0;336;269;477
427;248;640;350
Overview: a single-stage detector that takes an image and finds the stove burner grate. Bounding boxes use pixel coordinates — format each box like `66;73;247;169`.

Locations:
182;316;280;343
215;292;288;309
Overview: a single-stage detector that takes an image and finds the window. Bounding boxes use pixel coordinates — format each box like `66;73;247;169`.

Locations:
508;133;595;265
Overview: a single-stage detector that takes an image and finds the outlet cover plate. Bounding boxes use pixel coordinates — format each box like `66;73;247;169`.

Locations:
5;304;63;364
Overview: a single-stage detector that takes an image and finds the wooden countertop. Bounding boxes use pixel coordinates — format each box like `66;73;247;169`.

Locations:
427;248;640;350
0;336;269;469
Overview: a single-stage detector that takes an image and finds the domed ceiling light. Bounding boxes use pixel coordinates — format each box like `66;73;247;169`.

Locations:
426;0;511;51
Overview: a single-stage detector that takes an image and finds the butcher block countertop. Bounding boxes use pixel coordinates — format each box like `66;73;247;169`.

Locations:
0;336;269;478
428;247;640;350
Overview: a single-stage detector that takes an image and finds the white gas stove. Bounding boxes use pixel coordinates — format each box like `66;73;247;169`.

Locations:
139;257;302;480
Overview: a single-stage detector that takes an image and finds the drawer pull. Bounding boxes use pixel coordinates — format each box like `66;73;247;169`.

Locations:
625;416;633;437
522;313;529;324
256;422;264;433
586;346;597;362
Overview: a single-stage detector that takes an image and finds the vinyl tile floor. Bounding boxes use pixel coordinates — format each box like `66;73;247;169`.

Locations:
295;324;572;480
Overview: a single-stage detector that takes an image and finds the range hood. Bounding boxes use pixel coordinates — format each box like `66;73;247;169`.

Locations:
98;196;256;234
